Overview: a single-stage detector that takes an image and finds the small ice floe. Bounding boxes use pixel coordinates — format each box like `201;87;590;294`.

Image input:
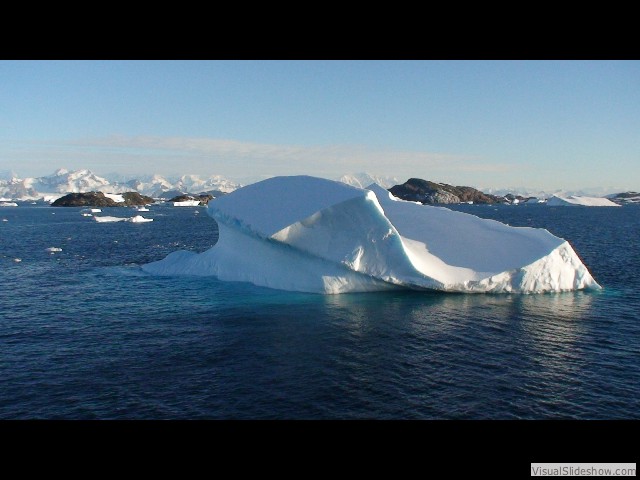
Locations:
93;216;126;223
128;215;153;223
13;258;22;262
0;202;18;207
45;247;63;253
2;218;7;222
135;206;150;212
93;215;153;223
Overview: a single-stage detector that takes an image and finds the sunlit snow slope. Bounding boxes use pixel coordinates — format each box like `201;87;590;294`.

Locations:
142;176;601;294
546;195;620;207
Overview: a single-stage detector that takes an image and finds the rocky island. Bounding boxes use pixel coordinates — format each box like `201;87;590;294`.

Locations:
168;194;214;205
388;178;503;204
51;191;154;207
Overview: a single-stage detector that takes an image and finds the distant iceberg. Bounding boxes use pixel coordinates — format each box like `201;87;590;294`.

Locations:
143;176;601;294
128;215;153;223
93;215;153;223
547;195;620;207
93;216;127;223
173;200;201;207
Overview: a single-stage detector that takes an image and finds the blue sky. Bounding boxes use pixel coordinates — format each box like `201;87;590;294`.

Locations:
1;60;638;191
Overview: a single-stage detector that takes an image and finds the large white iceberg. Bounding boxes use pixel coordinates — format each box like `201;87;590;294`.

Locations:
547;195;620;207
142;176;601;294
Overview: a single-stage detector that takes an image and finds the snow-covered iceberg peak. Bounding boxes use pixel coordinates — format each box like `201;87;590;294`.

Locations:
142;175;601;294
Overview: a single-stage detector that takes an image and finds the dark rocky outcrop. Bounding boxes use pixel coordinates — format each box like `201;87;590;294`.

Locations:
609;192;640;205
52;192;115;207
168;193;214;205
121;192;155;206
388;178;502;205
51;191;154;207
502;193;537;204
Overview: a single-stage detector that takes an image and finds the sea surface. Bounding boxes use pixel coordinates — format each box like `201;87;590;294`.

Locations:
1;202;638;419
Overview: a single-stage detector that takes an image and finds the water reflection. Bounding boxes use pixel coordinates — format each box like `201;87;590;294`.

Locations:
318;290;595;338
510;292;597;418
309;289;601;418
518;292;594;356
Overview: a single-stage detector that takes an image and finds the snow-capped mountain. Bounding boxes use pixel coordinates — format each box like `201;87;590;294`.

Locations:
173;174;240;194
337;173;401;189
0;168;125;199
0;168;243;201
28;168;114;193
121;174;177;198
0;177;39;199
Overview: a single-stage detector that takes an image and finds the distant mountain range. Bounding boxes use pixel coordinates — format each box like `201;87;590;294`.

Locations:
337;173;401;189
0;168;241;201
0;168;636;205
0;169;404;202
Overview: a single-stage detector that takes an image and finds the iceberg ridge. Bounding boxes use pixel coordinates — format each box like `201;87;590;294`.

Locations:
142;176;601;294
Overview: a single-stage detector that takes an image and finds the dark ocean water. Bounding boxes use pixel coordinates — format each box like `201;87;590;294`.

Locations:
0;202;638;419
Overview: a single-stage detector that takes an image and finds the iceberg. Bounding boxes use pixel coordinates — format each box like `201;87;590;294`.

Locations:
142;176;601;294
128;215;153;223
173;200;201;207
93;215;153;223
93;215;127;223
547;195;620;207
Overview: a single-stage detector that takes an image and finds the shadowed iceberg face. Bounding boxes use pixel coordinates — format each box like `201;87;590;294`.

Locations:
142;176;601;294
